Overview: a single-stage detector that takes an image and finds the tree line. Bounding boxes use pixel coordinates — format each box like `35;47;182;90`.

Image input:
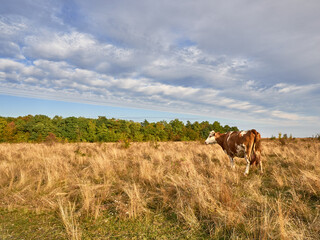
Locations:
0;115;239;143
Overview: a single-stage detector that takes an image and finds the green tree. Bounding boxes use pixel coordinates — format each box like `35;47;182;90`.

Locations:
143;123;157;141
118;120;131;137
170;119;185;141
212;121;224;133
86;120;97;142
58;117;79;142
129;122;144;141
199;121;211;139
155;122;168;141
97;123;109;142
0;115;240;143
24;115;55;142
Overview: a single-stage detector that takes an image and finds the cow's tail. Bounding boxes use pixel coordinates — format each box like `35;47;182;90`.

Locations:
250;129;261;165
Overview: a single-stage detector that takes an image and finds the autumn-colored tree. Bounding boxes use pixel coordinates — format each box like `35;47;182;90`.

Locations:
0;117;7;142
2;121;17;142
45;132;59;145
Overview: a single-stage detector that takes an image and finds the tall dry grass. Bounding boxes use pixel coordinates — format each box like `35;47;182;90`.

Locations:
0;139;320;239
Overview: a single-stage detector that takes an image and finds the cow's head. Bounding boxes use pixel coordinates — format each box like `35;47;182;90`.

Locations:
205;130;217;144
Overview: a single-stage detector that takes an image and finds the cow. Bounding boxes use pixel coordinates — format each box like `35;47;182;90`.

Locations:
205;129;262;175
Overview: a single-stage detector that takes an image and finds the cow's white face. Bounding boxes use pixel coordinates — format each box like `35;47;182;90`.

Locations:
205;131;217;144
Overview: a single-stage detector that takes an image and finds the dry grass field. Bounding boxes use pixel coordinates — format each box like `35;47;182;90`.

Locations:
1;139;320;239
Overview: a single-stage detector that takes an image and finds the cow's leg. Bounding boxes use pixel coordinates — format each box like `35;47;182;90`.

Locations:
255;151;263;173
244;142;254;175
229;156;235;169
244;156;250;175
257;154;263;173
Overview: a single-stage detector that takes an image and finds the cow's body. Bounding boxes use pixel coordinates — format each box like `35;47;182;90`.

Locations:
205;129;262;175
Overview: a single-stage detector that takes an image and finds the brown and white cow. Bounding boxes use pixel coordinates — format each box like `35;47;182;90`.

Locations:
205;129;262;175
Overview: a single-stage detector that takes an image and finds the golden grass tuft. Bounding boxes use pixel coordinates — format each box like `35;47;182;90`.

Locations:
0;139;320;238
58;199;82;240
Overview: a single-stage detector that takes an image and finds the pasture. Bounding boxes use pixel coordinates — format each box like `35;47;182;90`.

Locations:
0;139;320;239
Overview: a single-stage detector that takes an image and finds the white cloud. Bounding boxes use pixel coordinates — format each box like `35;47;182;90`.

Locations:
271;110;318;122
23;31;135;73
0;15;28;37
0;58;24;70
272;83;317;94
24;32;95;59
0;58;260;116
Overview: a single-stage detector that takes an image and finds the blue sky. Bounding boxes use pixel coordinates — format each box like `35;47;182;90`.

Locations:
0;94;215;123
0;0;320;137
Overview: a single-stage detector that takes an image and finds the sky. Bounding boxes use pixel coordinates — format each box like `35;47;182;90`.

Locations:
0;0;320;137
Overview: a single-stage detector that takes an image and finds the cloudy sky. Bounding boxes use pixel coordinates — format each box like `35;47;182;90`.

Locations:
0;0;320;137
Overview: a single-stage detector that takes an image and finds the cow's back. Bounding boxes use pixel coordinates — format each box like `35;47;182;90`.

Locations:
222;130;259;158
222;131;246;158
